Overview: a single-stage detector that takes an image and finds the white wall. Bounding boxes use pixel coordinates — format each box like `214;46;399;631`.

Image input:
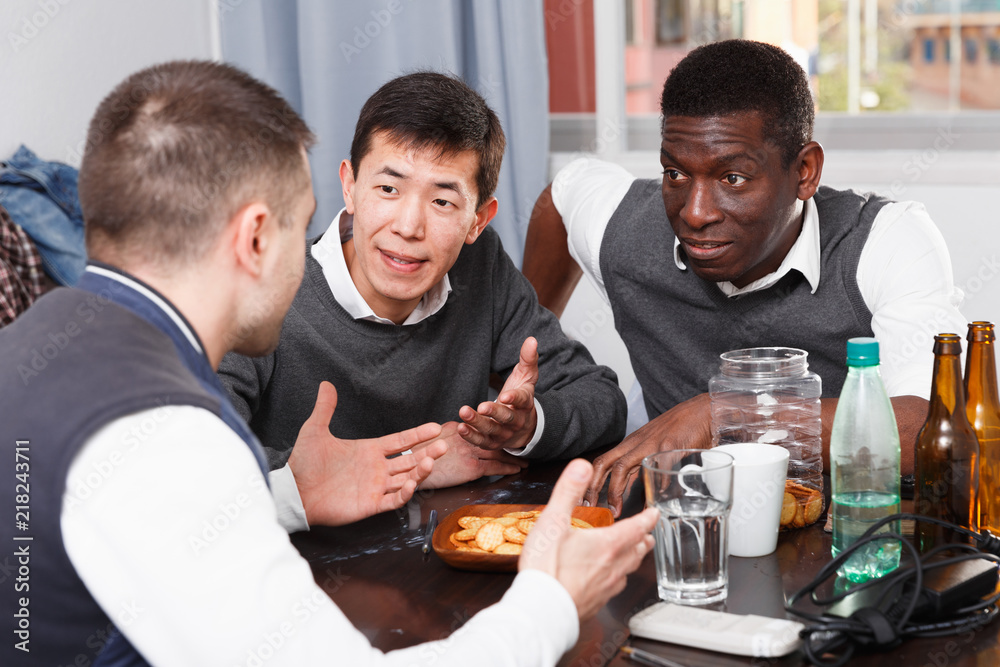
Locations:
1;0;217;167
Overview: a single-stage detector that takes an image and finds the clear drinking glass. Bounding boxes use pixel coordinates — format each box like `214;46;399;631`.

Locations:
642;449;734;605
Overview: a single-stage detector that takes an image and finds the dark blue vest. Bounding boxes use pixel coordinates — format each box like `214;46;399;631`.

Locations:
0;263;268;666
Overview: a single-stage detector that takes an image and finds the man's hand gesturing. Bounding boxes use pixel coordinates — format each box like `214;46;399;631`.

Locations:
520;459;658;621
458;336;540;452
288;381;447;526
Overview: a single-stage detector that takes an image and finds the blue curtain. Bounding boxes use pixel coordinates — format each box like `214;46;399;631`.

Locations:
220;0;549;265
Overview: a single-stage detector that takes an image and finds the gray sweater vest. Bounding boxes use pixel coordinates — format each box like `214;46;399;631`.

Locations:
600;183;890;419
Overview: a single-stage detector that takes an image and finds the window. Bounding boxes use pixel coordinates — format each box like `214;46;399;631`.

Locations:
655;0;685;44
965;37;977;63
546;0;1000;160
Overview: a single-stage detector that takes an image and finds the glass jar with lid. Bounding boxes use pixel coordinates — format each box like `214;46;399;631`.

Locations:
709;347;824;528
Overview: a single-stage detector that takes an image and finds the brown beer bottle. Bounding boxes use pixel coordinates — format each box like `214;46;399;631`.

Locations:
915;333;980;552
965;322;1000;535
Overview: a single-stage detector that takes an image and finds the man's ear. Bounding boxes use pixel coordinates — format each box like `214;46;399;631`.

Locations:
795;141;824;201
465;197;498;245
231;201;274;278
339;159;357;214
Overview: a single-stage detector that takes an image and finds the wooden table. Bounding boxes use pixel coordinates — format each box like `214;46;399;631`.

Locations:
291;459;1000;666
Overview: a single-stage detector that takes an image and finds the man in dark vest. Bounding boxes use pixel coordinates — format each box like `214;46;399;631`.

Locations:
0;60;657;665
523;39;966;516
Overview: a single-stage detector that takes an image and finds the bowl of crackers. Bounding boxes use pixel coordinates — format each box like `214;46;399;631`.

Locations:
432;503;614;572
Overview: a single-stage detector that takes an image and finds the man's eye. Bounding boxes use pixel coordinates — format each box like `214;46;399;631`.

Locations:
663;169;684;181
724;174;747;186
380;185;398;194
433;198;453;208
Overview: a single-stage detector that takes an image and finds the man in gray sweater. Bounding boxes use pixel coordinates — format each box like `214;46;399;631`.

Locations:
219;72;626;491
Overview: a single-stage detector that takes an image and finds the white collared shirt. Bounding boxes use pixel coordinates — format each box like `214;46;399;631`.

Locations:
309;209;546;454
552;157;967;399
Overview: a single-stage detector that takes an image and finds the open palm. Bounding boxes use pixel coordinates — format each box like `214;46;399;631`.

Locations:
288;381;446;526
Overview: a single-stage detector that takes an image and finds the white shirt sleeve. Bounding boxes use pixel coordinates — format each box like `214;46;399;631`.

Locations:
269;463;309;533
551;157;637;300
856;201;967;399
506;397;546;457
61;406;578;666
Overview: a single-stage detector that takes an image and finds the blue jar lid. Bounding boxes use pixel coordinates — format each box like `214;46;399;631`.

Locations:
846;337;879;367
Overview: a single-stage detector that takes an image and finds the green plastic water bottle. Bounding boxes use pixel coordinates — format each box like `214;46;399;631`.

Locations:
830;338;902;583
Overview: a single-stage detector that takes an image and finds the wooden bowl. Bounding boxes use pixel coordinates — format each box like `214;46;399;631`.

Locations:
432;503;614;572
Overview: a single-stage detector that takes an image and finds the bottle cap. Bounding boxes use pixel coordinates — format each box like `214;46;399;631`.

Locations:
846;337;879;367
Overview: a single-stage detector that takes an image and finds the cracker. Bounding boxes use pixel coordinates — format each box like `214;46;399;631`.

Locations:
458;516;489;530
494;542;522;555
493;516;518;527
475;521;506;552
516;519;535;534
503;525;526;544
571;517;593;529
804;492;823;524
453;528;477;542
792;502;806;528
780;493;796;525
786;480;817;498
503;511;536;519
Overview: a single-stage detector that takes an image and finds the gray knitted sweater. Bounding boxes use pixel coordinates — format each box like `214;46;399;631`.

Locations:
219;226;626;469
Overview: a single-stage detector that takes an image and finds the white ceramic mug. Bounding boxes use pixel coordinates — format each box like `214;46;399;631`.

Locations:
713;443;789;558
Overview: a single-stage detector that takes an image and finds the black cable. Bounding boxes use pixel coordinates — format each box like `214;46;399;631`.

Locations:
785;514;1000;667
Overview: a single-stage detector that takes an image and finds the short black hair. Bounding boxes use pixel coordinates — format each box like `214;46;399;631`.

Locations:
660;40;814;167
80;60;315;265
350;71;505;209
